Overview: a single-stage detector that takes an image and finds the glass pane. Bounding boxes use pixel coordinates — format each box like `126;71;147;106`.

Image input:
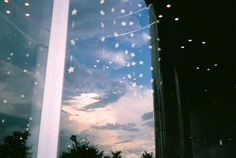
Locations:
59;0;158;158
0;0;54;157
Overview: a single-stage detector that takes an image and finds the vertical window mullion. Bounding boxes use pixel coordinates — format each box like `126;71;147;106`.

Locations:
37;0;69;157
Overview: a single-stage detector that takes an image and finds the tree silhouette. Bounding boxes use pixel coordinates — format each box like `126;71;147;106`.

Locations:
105;150;122;158
60;135;104;158
0;131;30;158
141;151;154;158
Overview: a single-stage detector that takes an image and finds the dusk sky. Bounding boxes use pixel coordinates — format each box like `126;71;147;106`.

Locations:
60;0;157;157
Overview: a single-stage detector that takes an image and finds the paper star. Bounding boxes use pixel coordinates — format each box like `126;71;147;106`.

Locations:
101;36;106;42
131;82;137;87
130;53;135;58
139;61;144;65
120;9;126;14
127;74;132;79
100;0;105;4
129;21;134;26
70;39;76;46
68;66;75;74
100;10;105;16
101;22;105;28
72;9;77;15
121;21;127;26
126;63;131;67
114;32;119;37
115;43;119;48
111;8;115;12
139;73;143;78
131;61;136;66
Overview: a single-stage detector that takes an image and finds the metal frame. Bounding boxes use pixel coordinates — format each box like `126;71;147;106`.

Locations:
36;0;69;157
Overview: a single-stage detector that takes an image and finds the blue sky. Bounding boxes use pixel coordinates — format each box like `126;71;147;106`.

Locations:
60;0;156;157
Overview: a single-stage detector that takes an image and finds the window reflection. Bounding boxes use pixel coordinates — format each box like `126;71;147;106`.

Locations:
0;0;53;157
59;0;157;157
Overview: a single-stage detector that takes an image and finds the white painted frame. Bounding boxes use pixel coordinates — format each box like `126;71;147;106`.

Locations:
36;0;69;157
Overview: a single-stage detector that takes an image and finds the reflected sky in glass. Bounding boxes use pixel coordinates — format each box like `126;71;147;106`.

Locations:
60;0;156;157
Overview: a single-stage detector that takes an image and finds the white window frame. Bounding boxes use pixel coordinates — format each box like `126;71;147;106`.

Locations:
36;0;69;157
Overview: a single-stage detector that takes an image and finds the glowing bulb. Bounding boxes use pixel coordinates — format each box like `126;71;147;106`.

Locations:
202;41;206;44
181;46;185;49
166;4;171;8
214;64;218;67
6;10;11;14
25;13;30;17
24;2;30;6
174;17;180;21
207;68;210;71
196;67;200;70
158;14;163;18
4;0;10;3
188;39;192;42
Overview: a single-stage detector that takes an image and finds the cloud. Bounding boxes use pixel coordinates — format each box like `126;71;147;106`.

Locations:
63;93;100;109
92;122;139;132
142;111;153;121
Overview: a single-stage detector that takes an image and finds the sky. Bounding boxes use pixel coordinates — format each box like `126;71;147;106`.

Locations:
59;0;157;157
0;0;157;157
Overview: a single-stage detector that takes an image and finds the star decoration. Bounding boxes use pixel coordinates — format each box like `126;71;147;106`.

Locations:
131;61;136;66
101;36;106;42
100;10;105;16
115;43;119;48
101;22;105;28
129;21;134;26
131;82;137;87
120;9;126;14
111;8;115;13
138;3;142;7
130;53;135;58
121;21;127;26
127;74;132;79
72;9;77;15
126;63;131;67
139;73;143;78
68;66;75;74
139;61;144;65
100;0;105;5
114;32;119;37
70;39;76;46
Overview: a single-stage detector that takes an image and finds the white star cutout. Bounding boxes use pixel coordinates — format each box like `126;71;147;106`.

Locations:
129;21;134;26
70;39;76;46
100;10;105;16
120;9;126;14
101;36;106;42
68;66;75;74
139;61;144;65
131;82;137;87
72;9;77;15
115;43;119;48
130;53;135;58
114;32;119;37
121;21;127;26
127;74;132;79
101;22;105;28
100;0;105;4
126;63;131;67
3;99;7;104
131;61;136;66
